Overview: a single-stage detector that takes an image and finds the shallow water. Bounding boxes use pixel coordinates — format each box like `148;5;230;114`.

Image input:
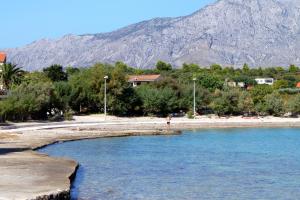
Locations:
39;128;300;200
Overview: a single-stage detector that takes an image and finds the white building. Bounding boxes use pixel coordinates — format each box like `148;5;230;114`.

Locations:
255;78;274;85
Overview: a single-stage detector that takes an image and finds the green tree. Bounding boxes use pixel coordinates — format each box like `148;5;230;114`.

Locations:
0;81;56;121
263;92;284;116
250;85;273;104
210;89;240;116
286;94;300;116
210;64;222;72
0;63;23;90
180;85;211;114
65;67;80;76
156;61;172;71
43;64;68;82
197;74;223;91
289;64;299;73
106;65;141;116
273;80;289;89
242;63;250;74
136;85;178;116
182;63;199;73
238;91;255;115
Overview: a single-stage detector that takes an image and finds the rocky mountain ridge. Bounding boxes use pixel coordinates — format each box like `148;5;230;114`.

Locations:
4;0;300;71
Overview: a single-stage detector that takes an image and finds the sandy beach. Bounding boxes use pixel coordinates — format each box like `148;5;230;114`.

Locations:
1;115;300;200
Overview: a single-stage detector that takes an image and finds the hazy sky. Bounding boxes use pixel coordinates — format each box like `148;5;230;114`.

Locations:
1;0;215;48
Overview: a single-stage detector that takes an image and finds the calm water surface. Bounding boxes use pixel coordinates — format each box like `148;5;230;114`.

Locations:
39;128;300;200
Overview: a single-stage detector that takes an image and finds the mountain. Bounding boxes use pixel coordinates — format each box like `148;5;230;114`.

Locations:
4;0;300;71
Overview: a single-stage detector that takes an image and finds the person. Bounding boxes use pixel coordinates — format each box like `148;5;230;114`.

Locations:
166;115;172;130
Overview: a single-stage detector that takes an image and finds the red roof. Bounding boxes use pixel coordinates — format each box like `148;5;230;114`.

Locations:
0;52;6;63
128;74;161;82
296;82;300;88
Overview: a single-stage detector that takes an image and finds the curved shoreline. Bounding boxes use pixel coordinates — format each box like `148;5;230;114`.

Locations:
0;129;180;200
1;117;300;200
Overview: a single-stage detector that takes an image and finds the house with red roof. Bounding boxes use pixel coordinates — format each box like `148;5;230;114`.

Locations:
0;52;6;91
0;52;6;66
128;74;162;87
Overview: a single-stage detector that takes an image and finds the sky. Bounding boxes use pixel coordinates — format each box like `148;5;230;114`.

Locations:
1;0;215;49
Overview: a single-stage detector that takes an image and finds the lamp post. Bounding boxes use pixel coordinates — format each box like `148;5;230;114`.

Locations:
193;78;197;119
104;76;108;119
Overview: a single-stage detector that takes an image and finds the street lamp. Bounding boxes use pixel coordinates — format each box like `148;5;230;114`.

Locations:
193;78;197;119
104;76;108;119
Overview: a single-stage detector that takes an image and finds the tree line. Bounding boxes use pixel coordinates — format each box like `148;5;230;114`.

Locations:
1;61;300;122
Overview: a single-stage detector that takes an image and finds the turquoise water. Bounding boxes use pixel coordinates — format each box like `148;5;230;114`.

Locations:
39;128;300;200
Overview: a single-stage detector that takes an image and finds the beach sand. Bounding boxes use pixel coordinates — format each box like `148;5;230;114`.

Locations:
1;115;300;200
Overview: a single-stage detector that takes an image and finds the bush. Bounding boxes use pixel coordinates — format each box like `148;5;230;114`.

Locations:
187;111;194;119
210;89;241;116
263;92;284;116
286;94;300;116
136;85;179;116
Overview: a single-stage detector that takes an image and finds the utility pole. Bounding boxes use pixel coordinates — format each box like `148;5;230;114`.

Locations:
193;78;197;119
104;76;108;120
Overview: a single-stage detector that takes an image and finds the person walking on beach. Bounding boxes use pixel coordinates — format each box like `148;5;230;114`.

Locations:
167;115;172;130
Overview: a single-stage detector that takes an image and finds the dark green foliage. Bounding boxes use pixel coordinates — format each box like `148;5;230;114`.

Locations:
0;81;55;121
65;67;80;76
238;91;255;115
3;61;300;121
136;85;178;116
197;74;223;90
273;80;289;89
286;94;300;116
156;61;172;71
210;89;241;116
250;85;273;104
289;64;299;73
43;64;68;82
107;64;141;116
263;93;284;116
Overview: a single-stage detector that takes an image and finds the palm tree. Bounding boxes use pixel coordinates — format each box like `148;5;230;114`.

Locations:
0;63;23;90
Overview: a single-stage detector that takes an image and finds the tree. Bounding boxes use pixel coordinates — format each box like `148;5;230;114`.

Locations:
289;64;299;73
263;92;284;116
210;89;241;116
273;80;289;89
238;91;255;115
197;74;223;91
180;85;211;114
250;85;273;104
136;85;178;116
65;67;80;76
0;63;23;90
43;64;68;82
107;65;141;116
286;94;300;116
0;81;56;121
156;61;172;71
242;63;250;74
182;63;199;72
210;64;222;72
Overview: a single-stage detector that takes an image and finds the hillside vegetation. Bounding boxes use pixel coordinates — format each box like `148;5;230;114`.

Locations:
1;61;300;121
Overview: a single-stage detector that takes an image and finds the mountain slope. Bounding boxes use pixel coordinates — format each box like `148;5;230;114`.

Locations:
5;0;300;71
